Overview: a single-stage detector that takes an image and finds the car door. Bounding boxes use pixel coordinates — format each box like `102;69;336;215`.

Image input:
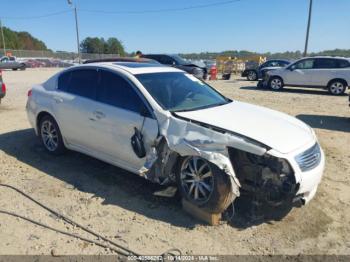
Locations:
88;69;158;171
53;68;99;151
312;58;338;86
283;58;316;86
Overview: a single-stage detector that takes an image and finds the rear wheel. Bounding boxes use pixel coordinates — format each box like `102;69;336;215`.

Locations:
176;156;234;213
328;80;347;95
39;115;66;155
269;76;284;91
247;70;258;81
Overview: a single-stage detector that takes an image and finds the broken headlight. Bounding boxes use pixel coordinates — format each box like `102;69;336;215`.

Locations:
228;148;297;206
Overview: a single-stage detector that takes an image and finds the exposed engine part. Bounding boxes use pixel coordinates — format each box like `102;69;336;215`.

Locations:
228;147;298;206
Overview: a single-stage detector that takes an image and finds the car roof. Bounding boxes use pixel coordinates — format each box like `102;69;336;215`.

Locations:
83;57;159;64
267;59;290;61
304;56;350;60
73;62;183;75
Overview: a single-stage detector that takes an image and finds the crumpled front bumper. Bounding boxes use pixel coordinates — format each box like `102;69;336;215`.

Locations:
294;147;325;204
268;142;325;206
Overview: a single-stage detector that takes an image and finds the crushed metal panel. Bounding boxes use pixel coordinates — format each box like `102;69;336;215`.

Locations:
139;114;268;197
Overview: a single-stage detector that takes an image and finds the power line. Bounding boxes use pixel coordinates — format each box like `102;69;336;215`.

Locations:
0;0;243;20
80;0;243;15
1;10;71;20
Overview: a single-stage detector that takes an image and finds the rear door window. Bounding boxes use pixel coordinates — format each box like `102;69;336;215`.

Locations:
68;69;98;99
314;59;338;69
57;71;71;92
97;70;145;113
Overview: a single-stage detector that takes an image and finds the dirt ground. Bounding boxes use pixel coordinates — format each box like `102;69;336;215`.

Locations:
0;68;349;256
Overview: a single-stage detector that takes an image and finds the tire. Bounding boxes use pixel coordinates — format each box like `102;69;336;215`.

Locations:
176;156;234;214
39;115;66;155
247;70;258;81
269;76;284;91
12;68;18;71
20;64;26;70
328;80;347;95
257;80;265;89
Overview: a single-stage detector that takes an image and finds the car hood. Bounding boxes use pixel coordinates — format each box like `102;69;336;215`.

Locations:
175;101;314;154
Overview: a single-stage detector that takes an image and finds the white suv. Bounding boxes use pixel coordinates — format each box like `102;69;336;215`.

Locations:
26;61;324;214
266;57;350;95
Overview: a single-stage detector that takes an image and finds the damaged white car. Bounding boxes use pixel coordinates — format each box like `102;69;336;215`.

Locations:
26;61;325;214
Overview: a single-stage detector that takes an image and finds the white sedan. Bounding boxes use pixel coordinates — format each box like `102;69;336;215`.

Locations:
26;61;325;214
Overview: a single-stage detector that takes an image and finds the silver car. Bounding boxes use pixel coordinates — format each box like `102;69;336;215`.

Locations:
0;56;26;70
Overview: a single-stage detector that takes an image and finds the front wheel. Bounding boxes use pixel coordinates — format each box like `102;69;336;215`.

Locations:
176;156;234;214
39;115;66;155
269;76;284;91
328;80;347;95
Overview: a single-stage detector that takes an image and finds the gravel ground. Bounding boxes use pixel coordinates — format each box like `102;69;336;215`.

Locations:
0;68;349;256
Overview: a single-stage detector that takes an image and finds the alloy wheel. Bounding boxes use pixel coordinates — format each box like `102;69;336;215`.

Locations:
41;120;59;152
330;82;344;95
180;157;214;203
270;78;282;90
248;71;257;81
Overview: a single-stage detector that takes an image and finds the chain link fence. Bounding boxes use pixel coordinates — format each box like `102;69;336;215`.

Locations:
0;49;120;65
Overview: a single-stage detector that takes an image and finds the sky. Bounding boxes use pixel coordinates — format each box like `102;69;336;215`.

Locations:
0;0;349;54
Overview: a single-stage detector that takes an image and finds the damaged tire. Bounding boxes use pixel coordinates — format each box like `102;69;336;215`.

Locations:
176;156;234;214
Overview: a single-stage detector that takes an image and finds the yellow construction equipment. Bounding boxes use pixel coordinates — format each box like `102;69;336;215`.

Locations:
216;55;267;76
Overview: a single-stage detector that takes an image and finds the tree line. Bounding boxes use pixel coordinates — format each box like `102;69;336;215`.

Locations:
0;26;126;56
1;26;349;59
180;49;350;60
0;27;48;51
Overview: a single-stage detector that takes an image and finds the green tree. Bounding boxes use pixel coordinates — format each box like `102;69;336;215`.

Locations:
80;37;105;54
0;27;47;51
106;37;125;56
80;37;125;55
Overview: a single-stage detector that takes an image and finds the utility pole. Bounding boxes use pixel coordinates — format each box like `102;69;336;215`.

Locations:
67;0;81;63
0;18;6;56
304;0;313;57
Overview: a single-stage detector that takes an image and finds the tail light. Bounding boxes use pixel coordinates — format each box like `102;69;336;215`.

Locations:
27;89;32;97
1;83;5;93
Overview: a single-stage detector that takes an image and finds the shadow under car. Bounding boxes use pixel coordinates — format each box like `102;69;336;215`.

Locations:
0;128;297;228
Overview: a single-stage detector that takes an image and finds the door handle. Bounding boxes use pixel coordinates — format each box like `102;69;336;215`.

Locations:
93;111;105;119
53;96;63;103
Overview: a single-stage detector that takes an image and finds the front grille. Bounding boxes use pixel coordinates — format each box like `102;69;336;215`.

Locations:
295;143;322;172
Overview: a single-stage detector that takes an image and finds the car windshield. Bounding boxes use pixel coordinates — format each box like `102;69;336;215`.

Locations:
136;72;230;112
